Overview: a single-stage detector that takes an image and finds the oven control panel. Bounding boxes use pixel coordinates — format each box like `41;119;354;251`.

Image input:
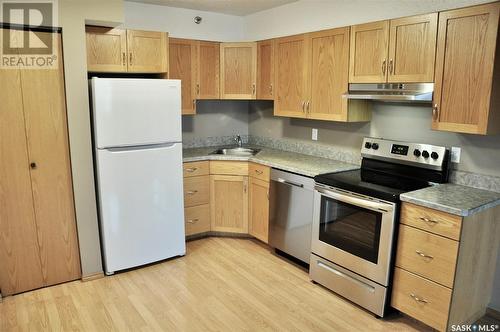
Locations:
361;137;448;170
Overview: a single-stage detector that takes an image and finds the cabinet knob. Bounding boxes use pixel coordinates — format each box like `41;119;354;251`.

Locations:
30;162;37;169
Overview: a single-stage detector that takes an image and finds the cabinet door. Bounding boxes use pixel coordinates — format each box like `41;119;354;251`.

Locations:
249;177;270;243
274;34;310;118
0;30;45;295
308;27;350;121
220;42;257;99
198;41;220;99
127;30;168;73
210;175;248;233
433;3;500;134
169;38;197;115
86;26;127;72
388;13;437;83
349;21;389;83
257;39;275;100
20;32;81;286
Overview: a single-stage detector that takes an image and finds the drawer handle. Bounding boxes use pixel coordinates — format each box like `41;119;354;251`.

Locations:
185;167;198;173
255;170;263;175
186;218;199;224
419;216;438;224
186;190;198;195
410;293;429;304
415;250;434;260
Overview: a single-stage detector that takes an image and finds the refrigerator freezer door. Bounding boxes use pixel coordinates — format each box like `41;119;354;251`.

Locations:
92;78;181;148
95;143;185;273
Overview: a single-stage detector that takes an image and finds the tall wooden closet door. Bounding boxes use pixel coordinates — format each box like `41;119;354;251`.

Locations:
19;32;81;285
0;29;45;295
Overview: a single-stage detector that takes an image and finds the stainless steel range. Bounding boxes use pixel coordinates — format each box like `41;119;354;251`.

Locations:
310;137;450;317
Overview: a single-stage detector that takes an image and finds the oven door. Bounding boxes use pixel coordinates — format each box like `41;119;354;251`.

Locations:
311;185;396;286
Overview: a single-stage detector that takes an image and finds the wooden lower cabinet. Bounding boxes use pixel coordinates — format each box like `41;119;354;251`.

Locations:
210;175;249;233
185;204;211;236
249;177;270;243
392;202;500;331
182;161;271;241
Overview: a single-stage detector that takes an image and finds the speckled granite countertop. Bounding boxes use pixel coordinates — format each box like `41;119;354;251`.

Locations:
400;184;500;217
183;145;359;178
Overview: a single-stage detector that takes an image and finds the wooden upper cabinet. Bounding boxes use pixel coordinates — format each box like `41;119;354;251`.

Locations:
86;27;127;72
274;34;310;118
308;27;351;121
169;38;197;115
220;42;257;99
198;41;220;99
85;27;168;73
433;2;500;135
257;39;275;100
127;30;168;73
349;21;389;83
388;13;438;82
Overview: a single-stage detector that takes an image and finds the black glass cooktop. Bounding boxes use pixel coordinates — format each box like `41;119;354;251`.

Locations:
314;158;447;203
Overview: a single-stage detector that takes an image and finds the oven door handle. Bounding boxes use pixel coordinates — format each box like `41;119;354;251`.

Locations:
316;187;394;212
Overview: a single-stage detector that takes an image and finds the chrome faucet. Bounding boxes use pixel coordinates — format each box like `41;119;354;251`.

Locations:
234;135;242;147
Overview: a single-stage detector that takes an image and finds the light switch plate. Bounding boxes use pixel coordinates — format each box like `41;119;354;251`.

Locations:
451;147;461;163
312;128;318;141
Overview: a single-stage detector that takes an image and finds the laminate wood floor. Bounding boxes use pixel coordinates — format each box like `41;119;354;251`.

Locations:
1;237;430;331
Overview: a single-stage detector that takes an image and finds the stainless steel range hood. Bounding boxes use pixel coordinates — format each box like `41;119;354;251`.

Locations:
344;83;434;103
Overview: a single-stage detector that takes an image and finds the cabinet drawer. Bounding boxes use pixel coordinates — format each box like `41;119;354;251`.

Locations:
396;225;458;288
210;161;248;175
392;268;451;331
401;203;462;240
183;161;209;178
249;162;270;182
183;176;209;207
185;204;210;236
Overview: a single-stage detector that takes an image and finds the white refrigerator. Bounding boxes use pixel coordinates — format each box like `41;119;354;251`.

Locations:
91;77;185;275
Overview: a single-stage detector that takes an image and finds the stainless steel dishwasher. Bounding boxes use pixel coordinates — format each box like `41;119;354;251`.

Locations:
269;168;315;264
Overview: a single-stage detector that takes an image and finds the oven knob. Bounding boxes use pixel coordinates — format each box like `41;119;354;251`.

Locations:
372;143;379;150
431;152;439;160
422;150;430;158
413;149;421;157
364;142;372;149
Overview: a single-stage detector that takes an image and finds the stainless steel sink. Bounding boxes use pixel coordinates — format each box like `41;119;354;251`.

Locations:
210;147;260;156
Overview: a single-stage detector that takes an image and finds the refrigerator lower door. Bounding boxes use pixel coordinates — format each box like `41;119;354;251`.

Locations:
95;142;185;274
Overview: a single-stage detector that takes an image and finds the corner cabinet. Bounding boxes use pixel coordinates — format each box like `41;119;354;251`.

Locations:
86;27;168;73
169;39;220;115
220;42;257;99
349;13;437;83
432;2;500;135
210;162;249;233
274;29;370;122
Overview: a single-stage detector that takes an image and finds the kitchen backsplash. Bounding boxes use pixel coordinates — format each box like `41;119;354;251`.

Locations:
183;134;500;193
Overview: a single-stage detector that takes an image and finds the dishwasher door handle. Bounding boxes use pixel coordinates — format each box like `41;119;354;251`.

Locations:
275;178;304;188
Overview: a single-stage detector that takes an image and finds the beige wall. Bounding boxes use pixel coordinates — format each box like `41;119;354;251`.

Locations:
58;0;124;276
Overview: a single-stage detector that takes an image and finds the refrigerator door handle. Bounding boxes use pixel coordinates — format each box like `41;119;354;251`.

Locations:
102;142;180;152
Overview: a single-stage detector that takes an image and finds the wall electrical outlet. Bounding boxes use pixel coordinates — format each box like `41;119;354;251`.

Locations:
451;147;461;163
312;128;318;141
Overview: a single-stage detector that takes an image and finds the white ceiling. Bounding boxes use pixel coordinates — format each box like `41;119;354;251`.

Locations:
127;0;298;16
